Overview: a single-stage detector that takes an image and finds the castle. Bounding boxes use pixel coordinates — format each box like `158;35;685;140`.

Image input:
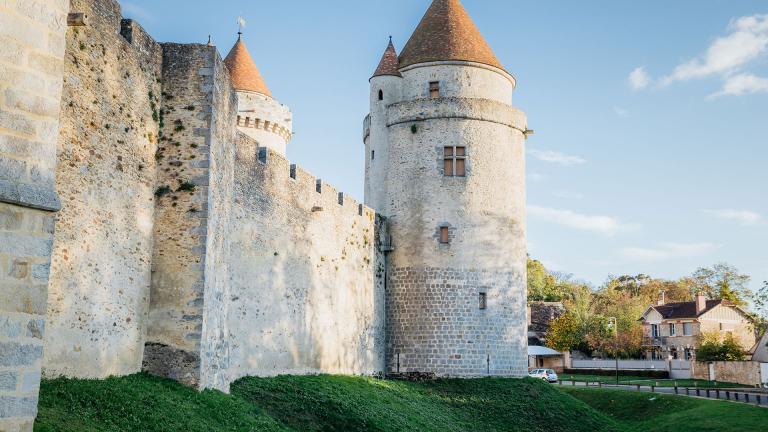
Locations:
0;0;529;430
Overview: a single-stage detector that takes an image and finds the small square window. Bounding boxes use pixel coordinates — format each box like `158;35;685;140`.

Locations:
479;293;487;310
439;227;450;244
429;81;440;98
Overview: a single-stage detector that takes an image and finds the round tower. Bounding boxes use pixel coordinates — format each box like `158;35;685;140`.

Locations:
366;0;530;377
224;34;292;156
365;37;403;209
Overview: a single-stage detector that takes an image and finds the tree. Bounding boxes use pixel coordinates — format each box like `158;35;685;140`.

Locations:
544;312;582;352
691;263;752;305
696;332;746;362
752;281;768;336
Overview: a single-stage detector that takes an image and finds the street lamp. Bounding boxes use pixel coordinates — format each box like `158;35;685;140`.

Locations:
607;317;619;385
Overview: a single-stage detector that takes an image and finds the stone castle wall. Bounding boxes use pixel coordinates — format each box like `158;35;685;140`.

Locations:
0;0;69;430
144;42;236;392
44;0;163;379
227;143;386;378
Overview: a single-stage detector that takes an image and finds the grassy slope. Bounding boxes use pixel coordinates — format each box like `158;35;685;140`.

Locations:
36;374;616;432
561;387;768;432
560;374;748;388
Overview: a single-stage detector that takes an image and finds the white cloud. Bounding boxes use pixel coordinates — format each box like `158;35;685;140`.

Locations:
628;67;651;90
529;172;547;182
620;242;718;262
704;209;763;226
613;107;630;118
661;14;768;85
709;73;768;98
552;190;584;200
528;149;586;167
528;205;639;236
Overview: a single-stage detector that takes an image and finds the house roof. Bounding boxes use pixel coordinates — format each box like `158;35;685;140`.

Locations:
372;39;402;79
398;0;505;71
223;36;272;97
645;300;724;320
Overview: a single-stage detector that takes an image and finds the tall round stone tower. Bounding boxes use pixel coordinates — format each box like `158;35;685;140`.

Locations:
224;34;292;155
364;0;530;377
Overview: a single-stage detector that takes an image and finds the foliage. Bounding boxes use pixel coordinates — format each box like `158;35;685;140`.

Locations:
561;387;768;431
36;373;616;432
753;281;768;336
691;263;752;305
545;312;582;352
696;332;746;362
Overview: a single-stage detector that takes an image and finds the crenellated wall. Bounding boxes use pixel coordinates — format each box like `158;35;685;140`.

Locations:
228;144;386;379
44;0;162;380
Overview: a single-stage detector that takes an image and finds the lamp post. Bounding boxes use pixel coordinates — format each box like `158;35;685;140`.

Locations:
608;317;618;385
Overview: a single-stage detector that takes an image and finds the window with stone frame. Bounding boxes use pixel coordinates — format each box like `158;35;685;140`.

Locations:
479;292;487;310
429;81;440;98
439;226;450;244
683;322;692;336
444;146;466;177
669;323;676;337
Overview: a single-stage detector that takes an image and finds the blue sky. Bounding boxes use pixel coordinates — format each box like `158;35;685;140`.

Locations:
122;0;768;293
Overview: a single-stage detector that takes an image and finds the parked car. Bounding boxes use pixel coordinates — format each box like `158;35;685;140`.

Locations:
529;369;558;383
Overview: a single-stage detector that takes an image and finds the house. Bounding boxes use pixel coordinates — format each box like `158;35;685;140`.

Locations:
639;294;756;361
752;332;768;363
528;302;569;371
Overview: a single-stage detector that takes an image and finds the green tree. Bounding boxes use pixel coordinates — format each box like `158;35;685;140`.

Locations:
545;312;582;352
696;332;747;361
691;263;752;305
752;281;768;336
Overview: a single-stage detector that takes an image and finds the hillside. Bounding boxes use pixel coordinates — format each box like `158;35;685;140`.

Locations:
35;374;616;432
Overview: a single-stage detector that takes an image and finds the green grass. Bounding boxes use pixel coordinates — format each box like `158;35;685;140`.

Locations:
560;374;749;388
36;373;616;432
561;387;768;432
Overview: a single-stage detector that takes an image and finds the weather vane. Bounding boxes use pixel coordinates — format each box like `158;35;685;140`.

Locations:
237;16;246;38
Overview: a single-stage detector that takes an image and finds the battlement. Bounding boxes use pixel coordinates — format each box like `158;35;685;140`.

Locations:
251;146;375;220
236;115;292;142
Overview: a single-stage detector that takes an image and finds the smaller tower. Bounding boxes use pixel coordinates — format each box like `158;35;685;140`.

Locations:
224;34;292;156
365;37;403;210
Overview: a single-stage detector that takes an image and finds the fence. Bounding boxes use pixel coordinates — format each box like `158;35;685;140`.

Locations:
570;359;692;378
559;380;768;407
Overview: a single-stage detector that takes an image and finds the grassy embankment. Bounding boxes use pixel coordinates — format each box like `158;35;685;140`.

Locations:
34;373;768;431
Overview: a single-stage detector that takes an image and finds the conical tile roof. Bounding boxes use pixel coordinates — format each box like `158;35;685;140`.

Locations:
223;36;272;97
372;38;403;78
399;0;504;71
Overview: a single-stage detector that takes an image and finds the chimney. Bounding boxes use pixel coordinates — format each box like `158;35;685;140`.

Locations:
695;293;707;315
657;291;666;306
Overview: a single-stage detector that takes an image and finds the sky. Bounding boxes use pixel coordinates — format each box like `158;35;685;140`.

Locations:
121;0;768;294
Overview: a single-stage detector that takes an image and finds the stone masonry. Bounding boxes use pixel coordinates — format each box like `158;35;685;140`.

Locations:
0;0;69;430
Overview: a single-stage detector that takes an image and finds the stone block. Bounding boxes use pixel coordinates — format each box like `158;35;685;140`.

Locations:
0;372;17;391
26;52;64;78
3;89;60;118
0;396;37;418
0;283;46;315
0;157;27;182
0;111;34;138
19;372;40;394
0;232;52;258
0;342;42;367
25;319;43;340
0;207;23;231
0;317;22;338
30;263;48;283
8;259;29;280
0;136;32;159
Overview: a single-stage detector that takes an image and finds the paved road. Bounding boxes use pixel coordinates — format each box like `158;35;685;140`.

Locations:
557;380;768;408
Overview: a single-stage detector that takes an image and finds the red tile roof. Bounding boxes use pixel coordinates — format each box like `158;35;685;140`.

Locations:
223;37;272;97
372;39;402;78
399;0;505;71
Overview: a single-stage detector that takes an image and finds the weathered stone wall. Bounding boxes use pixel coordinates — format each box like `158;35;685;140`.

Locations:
144;42;236;392
43;0;162;380
0;0;68;429
692;361;763;387
227;145;386;378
